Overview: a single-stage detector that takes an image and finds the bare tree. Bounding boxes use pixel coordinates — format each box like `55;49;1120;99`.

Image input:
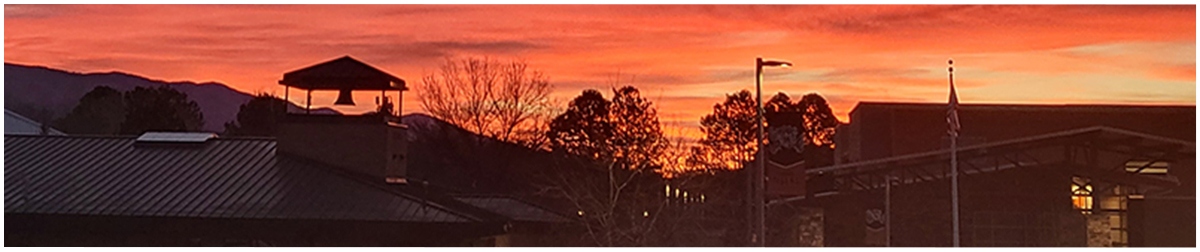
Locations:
419;57;555;149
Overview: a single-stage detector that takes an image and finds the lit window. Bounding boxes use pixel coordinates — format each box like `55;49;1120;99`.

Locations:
1072;177;1093;214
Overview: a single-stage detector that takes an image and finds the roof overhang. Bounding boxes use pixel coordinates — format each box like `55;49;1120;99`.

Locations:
806;126;1194;195
279;56;407;91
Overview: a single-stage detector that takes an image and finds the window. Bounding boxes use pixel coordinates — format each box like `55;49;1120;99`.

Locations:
1072;177;1092;214
1124;161;1169;175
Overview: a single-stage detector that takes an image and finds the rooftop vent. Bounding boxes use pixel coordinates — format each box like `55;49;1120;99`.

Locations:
136;132;218;143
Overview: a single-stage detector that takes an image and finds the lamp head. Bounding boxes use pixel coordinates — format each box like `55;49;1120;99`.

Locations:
762;60;792;68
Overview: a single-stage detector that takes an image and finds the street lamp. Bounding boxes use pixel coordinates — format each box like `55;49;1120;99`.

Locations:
753;57;791;247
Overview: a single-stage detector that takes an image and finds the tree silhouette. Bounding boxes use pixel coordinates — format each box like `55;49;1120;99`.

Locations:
547;86;666;170
689;90;759;171
540;85;679;246
795;93;839;147
608;86;668;171
689;91;840;171
547;89;613;160
119;86;204;134
766;92;839;147
54;86;126;135
223;93;287;137
419;57;555;149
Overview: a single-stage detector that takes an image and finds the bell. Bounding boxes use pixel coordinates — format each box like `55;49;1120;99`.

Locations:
334;88;355;105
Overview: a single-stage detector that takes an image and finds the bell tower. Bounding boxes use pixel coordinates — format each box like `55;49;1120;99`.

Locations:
276;55;409;183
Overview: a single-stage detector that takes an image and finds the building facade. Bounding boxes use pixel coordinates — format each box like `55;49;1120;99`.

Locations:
773;102;1194;247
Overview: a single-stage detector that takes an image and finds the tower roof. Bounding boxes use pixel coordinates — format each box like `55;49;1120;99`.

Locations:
279;56;406;91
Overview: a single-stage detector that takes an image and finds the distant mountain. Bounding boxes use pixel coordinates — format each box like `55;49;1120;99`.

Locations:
3;63;338;133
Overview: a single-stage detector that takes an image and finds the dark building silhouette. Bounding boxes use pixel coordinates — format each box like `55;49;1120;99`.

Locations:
836;103;1194;163
771;102;1195;247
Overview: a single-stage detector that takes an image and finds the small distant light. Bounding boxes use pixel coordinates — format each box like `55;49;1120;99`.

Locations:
577;210;584;216
643;211;649;217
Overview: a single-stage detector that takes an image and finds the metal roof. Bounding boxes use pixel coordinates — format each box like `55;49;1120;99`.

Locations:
278;56;406;91
4;109;65;136
4;135;477;223
454;195;572;223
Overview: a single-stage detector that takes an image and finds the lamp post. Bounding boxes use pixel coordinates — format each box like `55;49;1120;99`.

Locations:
753;57;791;247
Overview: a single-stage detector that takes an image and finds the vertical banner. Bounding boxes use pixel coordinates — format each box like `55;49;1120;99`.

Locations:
864;189;887;246
865;207;887;246
765;111;806;197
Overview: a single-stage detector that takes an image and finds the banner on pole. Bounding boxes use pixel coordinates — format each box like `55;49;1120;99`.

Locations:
865;208;886;246
765;111;806;197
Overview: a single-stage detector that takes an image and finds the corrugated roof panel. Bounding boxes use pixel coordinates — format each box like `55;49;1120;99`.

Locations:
4;135;474;223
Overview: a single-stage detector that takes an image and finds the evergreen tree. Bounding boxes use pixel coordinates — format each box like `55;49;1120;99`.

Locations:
223;93;288;137
119;86;204;134
54;86;126;135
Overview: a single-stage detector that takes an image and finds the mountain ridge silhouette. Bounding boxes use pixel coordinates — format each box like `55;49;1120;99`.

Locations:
4;63;339;132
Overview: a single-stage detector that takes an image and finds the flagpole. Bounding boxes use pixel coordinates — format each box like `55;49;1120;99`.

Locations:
952;122;960;247
886;174;892;247
949;59;960;247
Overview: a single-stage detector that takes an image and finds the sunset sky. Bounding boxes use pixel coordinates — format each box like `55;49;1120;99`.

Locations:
5;5;1196;140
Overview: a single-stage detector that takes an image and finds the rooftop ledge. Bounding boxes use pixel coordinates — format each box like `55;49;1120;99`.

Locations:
283;113;405;127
